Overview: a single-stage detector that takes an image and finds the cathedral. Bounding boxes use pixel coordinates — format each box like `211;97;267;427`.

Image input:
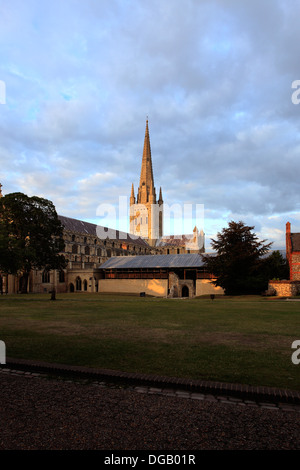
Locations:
0;119;206;296
130;119;205;253
130;119;164;244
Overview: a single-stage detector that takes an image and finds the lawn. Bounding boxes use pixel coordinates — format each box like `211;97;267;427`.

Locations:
0;293;299;391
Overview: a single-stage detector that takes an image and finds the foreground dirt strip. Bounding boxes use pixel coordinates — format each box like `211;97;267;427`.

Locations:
0;368;299;450
5;357;300;405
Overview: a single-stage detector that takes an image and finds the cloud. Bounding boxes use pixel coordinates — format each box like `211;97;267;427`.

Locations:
0;0;300;250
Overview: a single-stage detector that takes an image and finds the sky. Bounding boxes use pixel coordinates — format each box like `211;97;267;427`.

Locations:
1;0;300;251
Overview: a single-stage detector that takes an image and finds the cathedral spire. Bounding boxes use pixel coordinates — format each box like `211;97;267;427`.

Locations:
130;119;163;242
138;119;155;204
130;182;135;205
158;186;163;205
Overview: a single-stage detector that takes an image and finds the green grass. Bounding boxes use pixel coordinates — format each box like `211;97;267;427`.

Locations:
0;293;299;390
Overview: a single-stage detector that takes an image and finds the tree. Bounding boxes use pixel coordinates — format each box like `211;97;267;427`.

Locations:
0;192;67;293
201;220;272;295
261;250;289;282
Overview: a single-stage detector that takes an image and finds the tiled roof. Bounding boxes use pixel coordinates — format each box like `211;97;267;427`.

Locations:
58;215;149;247
99;253;205;269
291;233;300;252
156;234;196;247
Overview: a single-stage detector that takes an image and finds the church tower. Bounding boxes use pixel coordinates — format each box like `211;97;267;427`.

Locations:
130;119;163;245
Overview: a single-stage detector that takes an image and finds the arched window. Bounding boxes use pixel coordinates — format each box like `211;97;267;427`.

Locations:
76;277;82;291
59;270;65;283
42;270;50;283
85;246;90;255
83;280;88;291
84;237;87;244
72;244;78;254
72;235;75;242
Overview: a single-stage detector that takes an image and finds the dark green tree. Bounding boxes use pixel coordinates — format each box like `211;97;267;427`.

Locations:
201;220;272;295
0;192;67;293
261;250;289;282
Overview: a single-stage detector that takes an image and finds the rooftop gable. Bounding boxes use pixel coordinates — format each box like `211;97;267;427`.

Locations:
58;215;149;247
99;253;205;270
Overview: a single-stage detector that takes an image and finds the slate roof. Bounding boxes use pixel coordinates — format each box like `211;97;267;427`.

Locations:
156;234;196;247
58;215;149;247
99;253;205;270
291;233;300;252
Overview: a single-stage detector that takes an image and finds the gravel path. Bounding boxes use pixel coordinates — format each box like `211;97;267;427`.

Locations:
0;371;299;451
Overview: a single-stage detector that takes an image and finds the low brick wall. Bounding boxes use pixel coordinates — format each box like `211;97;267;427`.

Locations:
268;280;300;296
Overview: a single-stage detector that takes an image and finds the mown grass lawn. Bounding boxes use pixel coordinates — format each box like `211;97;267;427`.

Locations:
0;293;299;390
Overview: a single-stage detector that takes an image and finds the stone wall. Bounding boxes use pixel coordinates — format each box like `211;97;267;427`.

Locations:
268;280;300;297
168;272;196;298
196;279;224;296
98;278;168;297
291;253;300;281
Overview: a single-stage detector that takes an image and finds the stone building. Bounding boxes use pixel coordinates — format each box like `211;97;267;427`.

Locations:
0;119;206;295
1;213;154;294
157;226;205;255
130;119;205;253
268;222;300;296
98;253;223;298
129;119;163;244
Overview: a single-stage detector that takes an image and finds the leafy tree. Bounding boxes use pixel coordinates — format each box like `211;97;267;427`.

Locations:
261;250;289;282
0;192;67;293
201;220;272;295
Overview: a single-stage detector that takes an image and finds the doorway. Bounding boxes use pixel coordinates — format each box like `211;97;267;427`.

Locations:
182;285;189;297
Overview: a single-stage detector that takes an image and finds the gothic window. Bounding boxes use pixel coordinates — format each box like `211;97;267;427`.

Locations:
76;277;82;291
42;270;50;283
106;249;111;258
59;270;65;283
97;248;101;256
84;237;87;244
83;280;87;291
72;244;78;254
85;246;90;255
72;235;75;242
